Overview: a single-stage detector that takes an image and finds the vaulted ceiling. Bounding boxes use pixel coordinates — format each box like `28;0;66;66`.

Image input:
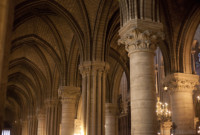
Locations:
4;0;200;126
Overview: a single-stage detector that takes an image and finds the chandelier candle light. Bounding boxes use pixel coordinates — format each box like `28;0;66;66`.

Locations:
156;97;171;121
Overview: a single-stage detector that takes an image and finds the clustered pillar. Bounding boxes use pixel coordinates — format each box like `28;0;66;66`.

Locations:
45;99;59;135
164;73;199;135
105;103;117;135
79;61;109;135
119;25;163;135
58;86;80;135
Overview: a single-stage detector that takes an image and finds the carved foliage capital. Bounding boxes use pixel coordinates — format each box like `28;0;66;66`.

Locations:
58;86;80;104
161;121;172;129
164;73;199;93
105;103;117;116
79;61;109;77
118;28;164;55
36;108;45;118
45;99;59;107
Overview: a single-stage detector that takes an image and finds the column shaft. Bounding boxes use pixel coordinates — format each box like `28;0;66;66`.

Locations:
105;103;117;135
37;111;46;135
130;51;156;135
171;92;194;130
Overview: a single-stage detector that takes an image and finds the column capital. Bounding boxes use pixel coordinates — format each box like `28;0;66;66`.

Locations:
161;121;172;129
79;61;109;76
164;73;199;93
45;98;59;107
36;108;45;118
58;86;80;104
105;103;117;116
118;27;164;55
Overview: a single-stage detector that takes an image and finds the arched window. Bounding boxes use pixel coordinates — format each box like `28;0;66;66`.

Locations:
1;130;10;135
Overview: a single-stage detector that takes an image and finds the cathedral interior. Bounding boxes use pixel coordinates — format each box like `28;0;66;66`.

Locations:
0;0;200;135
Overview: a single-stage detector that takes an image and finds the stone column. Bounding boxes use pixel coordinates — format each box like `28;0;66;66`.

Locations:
160;121;172;135
0;0;14;132
37;109;46;135
58;86;80;135
119;25;163;135
79;61;109;135
21;120;28;135
45;99;59;135
164;73;199;135
27;115;37;135
105;103;117;135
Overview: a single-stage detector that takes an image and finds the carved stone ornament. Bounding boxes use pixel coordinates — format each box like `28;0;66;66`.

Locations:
45;98;59;107
163;73;199;93
79;61;110;77
58;86;80;103
161;121;172;129
105;103;117;116
36;108;45;118
118;28;164;55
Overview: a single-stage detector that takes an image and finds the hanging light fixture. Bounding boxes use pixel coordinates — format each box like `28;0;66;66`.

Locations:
156;97;171;121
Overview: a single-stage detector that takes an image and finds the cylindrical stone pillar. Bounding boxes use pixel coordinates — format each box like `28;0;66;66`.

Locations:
119;28;163;135
160;121;172;135
45;99;59;135
164;73;199;135
37;109;46;135
105;103;117;135
58;86;80;135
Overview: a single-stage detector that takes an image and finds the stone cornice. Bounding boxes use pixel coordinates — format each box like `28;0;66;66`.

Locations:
118;28;164;55
164;73;199;93
58;86;80;104
79;61;110;76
